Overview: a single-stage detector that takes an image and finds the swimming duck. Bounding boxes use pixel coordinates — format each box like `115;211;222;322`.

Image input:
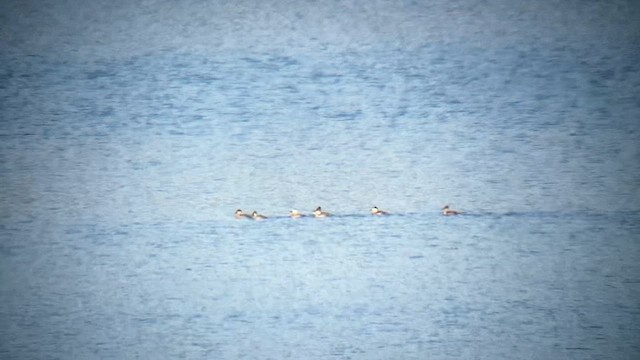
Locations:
235;209;252;219
371;206;389;215
252;211;268;220
442;205;463;216
289;209;307;218
313;206;331;218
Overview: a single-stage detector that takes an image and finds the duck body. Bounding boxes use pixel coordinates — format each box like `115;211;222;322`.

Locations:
442;205;463;216
289;210;307;218
252;211;268;220
235;209;252;219
313;206;331;218
370;206;389;216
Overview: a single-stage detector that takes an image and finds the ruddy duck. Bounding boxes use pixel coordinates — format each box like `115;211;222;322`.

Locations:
313;206;331;217
235;209;252;219
289;209;307;218
442;205;463;216
251;211;268;220
371;206;389;215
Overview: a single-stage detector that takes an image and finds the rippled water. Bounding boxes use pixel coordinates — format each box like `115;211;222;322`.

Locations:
1;0;639;359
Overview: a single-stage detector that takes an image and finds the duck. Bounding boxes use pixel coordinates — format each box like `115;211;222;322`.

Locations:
371;206;389;215
313;206;331;218
442;205;463;216
289;209;307;218
251;211;268;220
235;209;252;219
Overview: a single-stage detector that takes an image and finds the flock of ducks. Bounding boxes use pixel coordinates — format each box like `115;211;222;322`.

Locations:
235;205;463;220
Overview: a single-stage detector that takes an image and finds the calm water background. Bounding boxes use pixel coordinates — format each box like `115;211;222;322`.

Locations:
1;0;639;359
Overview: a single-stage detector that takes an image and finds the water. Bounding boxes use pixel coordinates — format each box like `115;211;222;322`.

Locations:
1;0;640;359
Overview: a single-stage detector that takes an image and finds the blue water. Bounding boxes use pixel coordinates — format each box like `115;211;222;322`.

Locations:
1;0;640;359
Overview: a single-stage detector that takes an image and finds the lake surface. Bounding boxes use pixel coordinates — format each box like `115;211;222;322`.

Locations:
1;0;639;359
